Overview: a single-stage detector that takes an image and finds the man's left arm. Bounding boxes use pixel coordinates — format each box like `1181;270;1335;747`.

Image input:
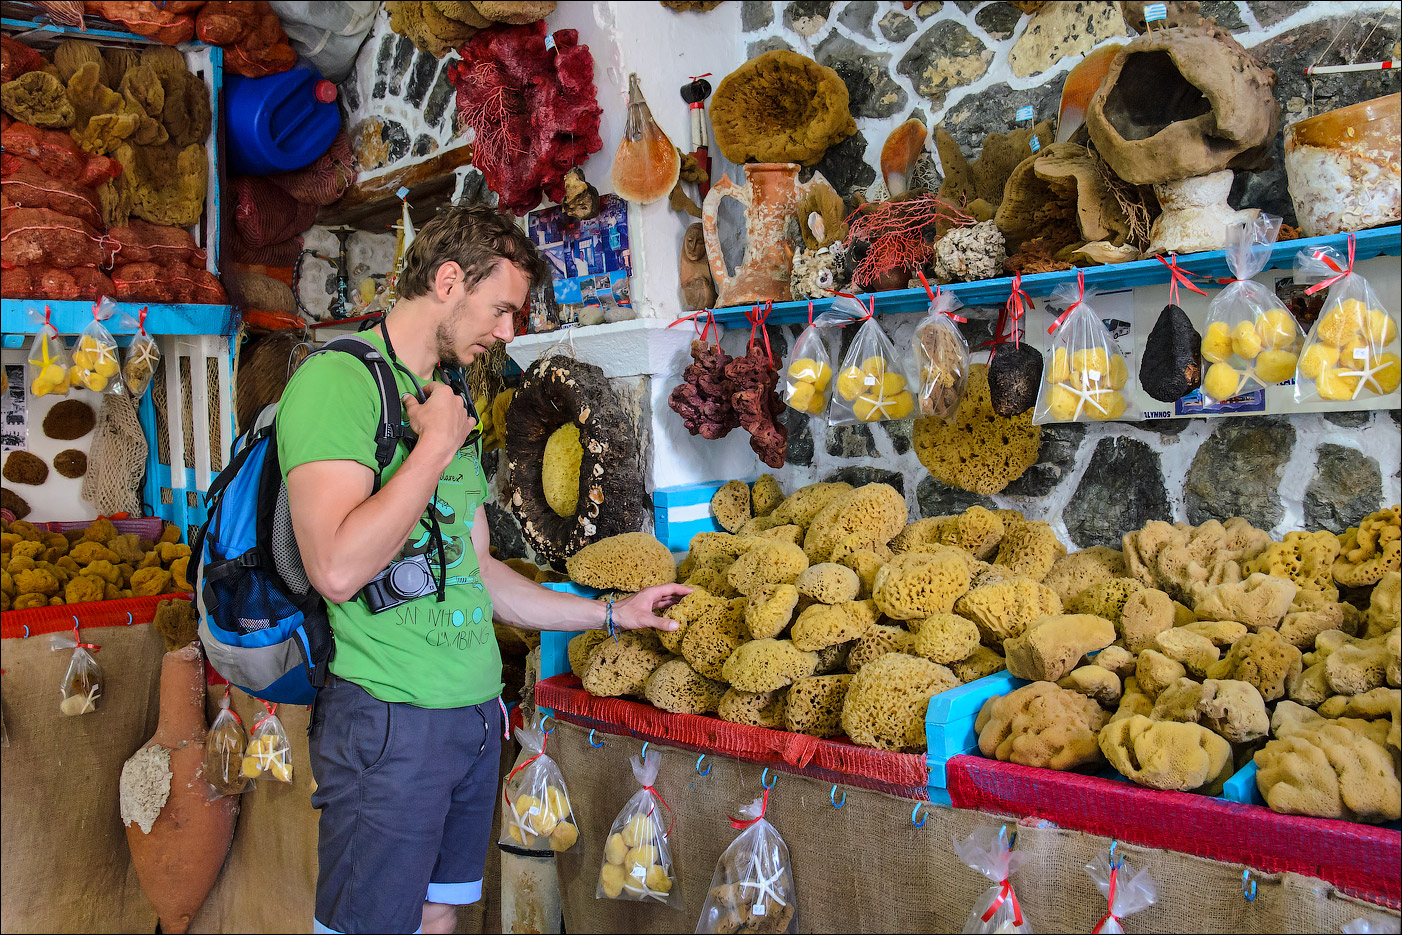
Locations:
470;506;687;632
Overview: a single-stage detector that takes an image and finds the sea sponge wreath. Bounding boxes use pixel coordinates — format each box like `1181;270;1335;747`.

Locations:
504;353;650;570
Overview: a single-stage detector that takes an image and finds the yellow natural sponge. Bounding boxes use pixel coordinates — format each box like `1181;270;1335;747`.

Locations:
711;480;752;533
1067;577;1144;622
953;576;1062;644
581;630;671;697
829;531;894;565
744;583;799;640
802;483;908;563
758;524;804;546
662;587;728;653
1254;724;1401;823
872;551;971;620
995;520;1066;582
726;539;809;595
1194;572;1298;632
975;681;1109;770
644;659;727;714
683;531;747;574
936;506;1006;560
1206;628;1303;702
1042;547;1130;605
680;596;749;679
721;638;819;692
847;623;918;671
952;646;1007;682
770;482;853;528
567;533;676;592
912;364;1041;496
1056;665;1122;709
913;613;980;664
1004;614;1117;682
1154;628;1221;678
718;687;788;727
1135;650;1187;699
791;599;878;651
1245;531;1341;596
1099;715;1234;794
1364;571;1400;638
784;674;853;737
888;518;942;555
841;653;959;752
1333;506;1401;588
1149;677;1269;744
542;423;583;516
752;474;785;517
736;514;782;536
795;562;860;604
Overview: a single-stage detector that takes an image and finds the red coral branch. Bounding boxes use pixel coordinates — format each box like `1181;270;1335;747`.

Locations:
846;195;975;291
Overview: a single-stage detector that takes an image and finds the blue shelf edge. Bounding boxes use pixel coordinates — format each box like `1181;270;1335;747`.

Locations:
714;225;1402;325
1;299;236;347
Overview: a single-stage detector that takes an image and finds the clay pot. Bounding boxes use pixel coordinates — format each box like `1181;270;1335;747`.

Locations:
702;163;822;306
1147;171;1256;255
1284;93;1401;237
125;643;238;934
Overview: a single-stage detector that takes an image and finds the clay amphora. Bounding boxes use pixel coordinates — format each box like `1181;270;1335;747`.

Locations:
126;642;238;934
702;163;821;307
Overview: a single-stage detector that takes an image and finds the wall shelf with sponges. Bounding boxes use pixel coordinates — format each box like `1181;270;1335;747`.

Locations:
710;226;1402;324
0;301;235;348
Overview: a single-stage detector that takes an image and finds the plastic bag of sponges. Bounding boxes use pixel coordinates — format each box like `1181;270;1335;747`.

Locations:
1034;271;1136;423
596;747;681;907
1199;215;1301;403
696;796;796;934
822;295;917;424
914;285;970;419
1292;241;1400;403
956;824;1032;934
782;307;834;417
499;717;579;852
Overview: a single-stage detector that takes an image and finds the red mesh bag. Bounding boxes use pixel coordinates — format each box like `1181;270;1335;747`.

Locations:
176;264;225;303
107;219;205;266
114;260;225;304
267;133;354;207
1;156;102;228
2;35;45;84
231;176;317;249
85;1;199;45
1;122;121;187
228;230;302;267
197;1;295;78
2;266;115;300
1;206;107;267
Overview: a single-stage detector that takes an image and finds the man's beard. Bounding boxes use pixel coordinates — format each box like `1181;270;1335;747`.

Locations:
435;319;463;368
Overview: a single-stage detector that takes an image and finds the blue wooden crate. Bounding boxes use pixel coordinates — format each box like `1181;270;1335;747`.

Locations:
537;581;602;716
926;670;1026;804
1221;761;1262;804
653;481;726;550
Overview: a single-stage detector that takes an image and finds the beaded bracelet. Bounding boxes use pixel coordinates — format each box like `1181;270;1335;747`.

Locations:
604;597;617;641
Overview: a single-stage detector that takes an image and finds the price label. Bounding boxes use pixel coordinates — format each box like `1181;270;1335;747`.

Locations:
1144;3;1168;22
544;32;557;50
1029;136;1041;152
1354;347;1369;359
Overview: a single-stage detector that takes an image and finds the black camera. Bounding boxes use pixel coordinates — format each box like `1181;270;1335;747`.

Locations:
362;554;439;614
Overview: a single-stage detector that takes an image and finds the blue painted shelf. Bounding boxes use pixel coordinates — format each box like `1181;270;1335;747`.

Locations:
1;300;236;348
713;225;1402;325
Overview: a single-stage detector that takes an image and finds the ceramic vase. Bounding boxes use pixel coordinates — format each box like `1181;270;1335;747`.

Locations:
702;163;821;306
125;643;238;934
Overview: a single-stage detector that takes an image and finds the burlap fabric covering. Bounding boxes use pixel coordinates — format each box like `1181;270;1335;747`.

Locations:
0;622;165;934
189;690;511;934
549;720;1399;933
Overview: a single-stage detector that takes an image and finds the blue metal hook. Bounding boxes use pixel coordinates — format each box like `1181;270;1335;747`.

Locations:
1108;839;1120;870
1242;870;1257;902
588;729;604;748
539;714;555;735
830;785;846;808
911;804;927;828
125;612;134;626
696;754;710;776
640;741;650;760
22;625;30;638
760;768;776;789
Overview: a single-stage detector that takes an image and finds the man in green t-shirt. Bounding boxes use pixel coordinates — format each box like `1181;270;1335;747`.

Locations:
278;204;685;935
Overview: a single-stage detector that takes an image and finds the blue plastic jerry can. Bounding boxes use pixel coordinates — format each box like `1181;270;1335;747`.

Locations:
224;64;341;175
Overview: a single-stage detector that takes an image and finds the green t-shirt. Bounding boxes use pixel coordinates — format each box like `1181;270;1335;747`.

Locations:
276;330;502;708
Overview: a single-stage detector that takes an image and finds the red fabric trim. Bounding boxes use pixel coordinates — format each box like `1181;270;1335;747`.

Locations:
31;518;165;540
1;593;189;639
946;756;1401;909
535;675;929;799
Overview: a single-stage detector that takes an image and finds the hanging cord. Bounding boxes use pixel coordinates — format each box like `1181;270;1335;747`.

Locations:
1156;254;1209;307
1048;268;1087;334
1304;233;1357;295
71;619;101;653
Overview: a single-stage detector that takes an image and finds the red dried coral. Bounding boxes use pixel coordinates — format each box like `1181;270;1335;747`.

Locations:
845;194;975;292
669;335;739;440
449;22;603;215
725;307;788;469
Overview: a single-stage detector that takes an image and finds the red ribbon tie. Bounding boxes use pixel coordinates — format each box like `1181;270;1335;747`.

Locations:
980;879;1024;927
1305;233;1356;295
1048;269;1086;334
728;786;771;830
1092;862;1119;933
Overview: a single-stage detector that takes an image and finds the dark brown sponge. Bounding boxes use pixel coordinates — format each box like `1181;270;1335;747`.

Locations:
53;449;88;478
1;488;31;519
3;450;49;485
42;399;97;440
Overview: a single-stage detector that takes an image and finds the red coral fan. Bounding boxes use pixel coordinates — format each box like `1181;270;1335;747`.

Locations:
845;194;975;291
449;22;603;215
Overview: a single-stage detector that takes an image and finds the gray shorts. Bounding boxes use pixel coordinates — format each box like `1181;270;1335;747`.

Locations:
308;676;504;934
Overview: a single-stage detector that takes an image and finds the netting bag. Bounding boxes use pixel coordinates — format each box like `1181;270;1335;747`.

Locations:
1034;270;1136;423
242;701;292;783
51;626;102;716
696;791;796;934
25;311;72;398
203;690;249;797
500;717;579;852
1293;237;1400;403
1087;845;1156;934
596;747;681;907
1199;215;1300;403
783;301;834;418
69;296;126;395
122;306;161;398
81;392;148;516
956;824;1031;934
823;294;918;424
913;274;970;419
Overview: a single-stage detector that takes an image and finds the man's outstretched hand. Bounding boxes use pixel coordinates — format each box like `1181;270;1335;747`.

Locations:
611;584;692;632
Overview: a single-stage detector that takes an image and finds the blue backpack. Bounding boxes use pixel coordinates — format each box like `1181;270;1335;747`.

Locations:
193;334;407;704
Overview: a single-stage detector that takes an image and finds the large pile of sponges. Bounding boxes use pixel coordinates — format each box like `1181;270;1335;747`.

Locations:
567;481;1401;824
2;517;193;609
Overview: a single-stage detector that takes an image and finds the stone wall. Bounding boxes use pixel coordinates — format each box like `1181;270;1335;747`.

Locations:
741;0;1401;223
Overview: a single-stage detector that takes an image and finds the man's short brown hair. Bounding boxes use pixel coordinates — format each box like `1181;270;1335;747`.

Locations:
397;203;548;300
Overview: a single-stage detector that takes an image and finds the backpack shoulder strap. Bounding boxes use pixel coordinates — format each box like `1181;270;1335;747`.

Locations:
312;335;407;482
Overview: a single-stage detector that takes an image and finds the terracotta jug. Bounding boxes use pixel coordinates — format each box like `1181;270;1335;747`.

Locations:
702;163;821;307
125;643;238;934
